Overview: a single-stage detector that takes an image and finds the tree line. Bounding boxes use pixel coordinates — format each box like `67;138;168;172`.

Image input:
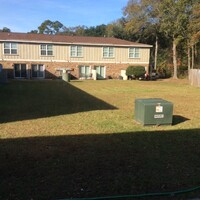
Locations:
1;0;199;78
123;0;200;78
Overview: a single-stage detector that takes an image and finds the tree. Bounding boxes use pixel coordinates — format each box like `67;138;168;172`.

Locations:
188;1;200;70
123;0;198;79
123;0;161;70
73;26;87;36
0;27;11;32
28;30;38;34
38;20;65;34
159;0;193;79
84;24;107;37
190;1;200;40
106;18;129;40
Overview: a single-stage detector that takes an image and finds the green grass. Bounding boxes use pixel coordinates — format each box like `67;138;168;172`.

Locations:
0;79;200;200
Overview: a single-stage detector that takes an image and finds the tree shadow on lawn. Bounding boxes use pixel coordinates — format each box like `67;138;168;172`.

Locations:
0;80;117;123
1;129;200;200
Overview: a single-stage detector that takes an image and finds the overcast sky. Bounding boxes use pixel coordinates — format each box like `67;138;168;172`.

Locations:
0;0;128;32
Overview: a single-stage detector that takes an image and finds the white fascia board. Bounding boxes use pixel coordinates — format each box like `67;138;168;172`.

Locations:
0;39;153;48
2;58;149;65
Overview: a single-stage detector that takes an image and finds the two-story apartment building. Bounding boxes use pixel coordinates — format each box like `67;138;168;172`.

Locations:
0;32;152;80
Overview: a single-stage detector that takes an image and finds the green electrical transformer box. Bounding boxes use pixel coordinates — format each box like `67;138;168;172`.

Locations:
135;98;173;126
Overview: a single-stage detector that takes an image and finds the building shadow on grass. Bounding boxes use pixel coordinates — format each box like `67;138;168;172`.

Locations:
1;129;200;200
0;80;117;123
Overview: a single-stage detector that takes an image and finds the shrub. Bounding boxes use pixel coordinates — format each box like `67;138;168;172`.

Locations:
178;66;188;79
157;65;172;78
126;66;146;79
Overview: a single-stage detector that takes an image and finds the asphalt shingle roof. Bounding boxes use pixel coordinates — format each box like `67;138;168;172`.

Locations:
0;32;152;47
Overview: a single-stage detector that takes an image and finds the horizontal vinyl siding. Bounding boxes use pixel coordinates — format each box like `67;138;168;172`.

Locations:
0;42;150;64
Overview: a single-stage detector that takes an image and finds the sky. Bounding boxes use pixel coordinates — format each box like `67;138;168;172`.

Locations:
0;0;128;33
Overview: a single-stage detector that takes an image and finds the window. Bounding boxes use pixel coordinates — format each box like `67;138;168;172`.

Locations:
79;66;90;79
4;42;17;55
31;64;45;78
95;66;106;79
41;44;53;56
103;47;114;58
129;48;140;58
14;64;27;78
70;46;83;57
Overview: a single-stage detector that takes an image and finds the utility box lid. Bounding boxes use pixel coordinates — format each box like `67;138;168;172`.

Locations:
135;98;173;126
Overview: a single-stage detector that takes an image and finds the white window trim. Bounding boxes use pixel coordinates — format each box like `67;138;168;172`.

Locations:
40;44;53;56
70;46;83;57
4;42;18;55
129;47;140;58
103;47;115;58
95;65;106;79
103;66;106;78
13;63;27;79
31;64;45;79
79;65;91;79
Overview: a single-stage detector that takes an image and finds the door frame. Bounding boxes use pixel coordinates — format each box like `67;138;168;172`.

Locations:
13;63;27;79
31;64;45;79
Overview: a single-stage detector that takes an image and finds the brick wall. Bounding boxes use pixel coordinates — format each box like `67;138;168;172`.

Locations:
0;61;149;80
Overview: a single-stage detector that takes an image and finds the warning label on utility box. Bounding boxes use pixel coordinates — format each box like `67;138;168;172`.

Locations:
156;105;163;113
154;114;164;119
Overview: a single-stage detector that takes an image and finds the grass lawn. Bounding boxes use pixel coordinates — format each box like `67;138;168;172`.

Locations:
0;79;200;200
